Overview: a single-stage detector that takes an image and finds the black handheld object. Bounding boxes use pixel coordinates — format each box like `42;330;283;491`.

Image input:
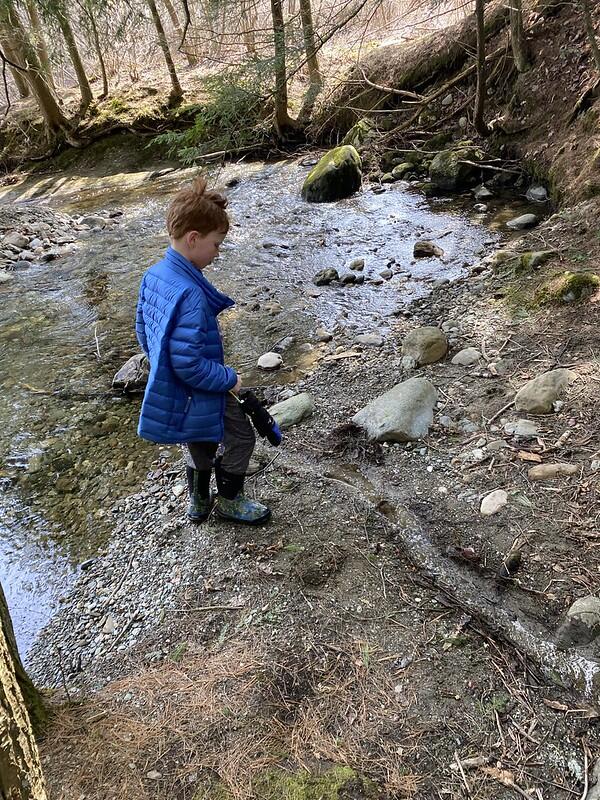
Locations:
232;389;282;447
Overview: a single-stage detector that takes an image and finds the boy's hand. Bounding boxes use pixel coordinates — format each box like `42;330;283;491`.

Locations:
232;374;243;394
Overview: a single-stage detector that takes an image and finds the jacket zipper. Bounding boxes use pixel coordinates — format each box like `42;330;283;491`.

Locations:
184;396;192;413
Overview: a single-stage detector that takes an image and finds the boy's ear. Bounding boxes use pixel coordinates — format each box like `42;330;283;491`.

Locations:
186;230;200;247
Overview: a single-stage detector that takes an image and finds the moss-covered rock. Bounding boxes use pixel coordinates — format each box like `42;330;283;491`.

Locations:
534;271;600;304
517;250;557;273
391;162;414;180
429;145;485;191
341;118;374;149
302;146;362;203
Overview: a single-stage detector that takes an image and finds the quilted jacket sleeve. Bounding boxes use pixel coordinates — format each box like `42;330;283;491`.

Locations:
168;292;237;393
135;279;149;357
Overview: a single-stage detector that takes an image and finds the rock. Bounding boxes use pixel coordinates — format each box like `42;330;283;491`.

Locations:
102;615;117;635
269;393;315;429
534;271;600;305
503;419;540;439
301;145;362;203
257;352;283;370
429;145;485;191
112;354;149;391
525;185;549;203
356;333;383;347
480;489;508;516
348;258;364;271
514;368;575;414
451;347;482;366
80;215;109;228
3;232;29;249
441;319;460;332
506;213;538;230
0;269;13;284
29;237;43;249
352;377;438;442
379;269;393;279
402;327;448;365
413;240;444;258
474;184;493;200
489;249;516;267
12;260;32;271
340;272;356;285
556;596;600;650
391;163;414;180
487;439;509;452
473;203;487;213
354;273;365;285
381;173;395;184
172;483;186;498
340;119;373;149
401;355;417;372
441;93;453;106
458;116;468;129
518;250;556;271
146;770;162;780
315;327;333;342
528;463;579;481
313;268;339;286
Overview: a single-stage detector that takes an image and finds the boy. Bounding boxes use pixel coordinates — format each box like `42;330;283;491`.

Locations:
135;176;271;525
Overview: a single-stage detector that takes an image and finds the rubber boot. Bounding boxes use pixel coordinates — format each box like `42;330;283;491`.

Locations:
186;467;213;522
214;464;271;525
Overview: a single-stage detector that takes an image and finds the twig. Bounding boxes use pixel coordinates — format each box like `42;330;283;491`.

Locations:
485;400;515;426
93;324;101;360
581;739;590;800
454;751;471;795
170;605;245;612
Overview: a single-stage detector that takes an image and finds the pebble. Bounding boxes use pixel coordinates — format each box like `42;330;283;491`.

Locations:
356;333;384;347
504;419;540;439
315;327;333;342
257;352;283;370
451;347;482;366
348;258;365;271
480;489;508;516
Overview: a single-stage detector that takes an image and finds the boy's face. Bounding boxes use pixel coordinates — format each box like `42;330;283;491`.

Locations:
184;229;227;270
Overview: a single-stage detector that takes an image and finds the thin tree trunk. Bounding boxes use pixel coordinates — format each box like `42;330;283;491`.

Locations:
299;0;322;89
25;0;55;93
0;583;48;800
581;0;600;71
510;0;530;72
1;37;30;97
241;0;257;55
145;0;183;102
86;0;109;98
56;2;93;111
270;0;296;134
0;0;71;137
161;0;198;66
474;0;489;136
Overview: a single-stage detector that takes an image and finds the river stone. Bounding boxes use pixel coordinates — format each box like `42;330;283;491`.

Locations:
3;232;29;249
528;463;579;481
392;163;414;180
514;368;575;414
80;214;109;228
429;145;485;191
356;333;383;347
257;352;283;370
506;213;538;230
441;93;453;106
0;269;12;284
340;272;356;285
402;327;448;365
451;347;481;366
301;145;362;203
348;258;365;271
413;240;444;258
504;419;540;439
480;489;508;516
556;596;600;650
474;184;493;200
526;185;549;203
112;354;149;391
352;377;438;442
340;118;373;149
102;615;117;635
315;327;333;342
269;393;315;429
519;250;556;271
313;268;339;286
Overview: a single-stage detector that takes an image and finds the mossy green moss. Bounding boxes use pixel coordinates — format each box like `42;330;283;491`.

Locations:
341;119;374;149
302;146;362;203
195;767;381;800
429;145;485;191
534;271;600;305
516;250;557;273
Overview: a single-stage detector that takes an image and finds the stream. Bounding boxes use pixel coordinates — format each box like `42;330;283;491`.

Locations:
0;157;539;658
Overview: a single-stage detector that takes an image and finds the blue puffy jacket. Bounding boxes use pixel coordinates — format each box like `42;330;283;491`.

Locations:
135;246;237;444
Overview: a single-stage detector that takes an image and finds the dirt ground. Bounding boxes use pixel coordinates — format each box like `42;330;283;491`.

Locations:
36;195;600;800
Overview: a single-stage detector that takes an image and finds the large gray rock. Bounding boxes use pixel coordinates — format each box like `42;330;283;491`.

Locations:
514;368;575;414
352;377;438;442
3;232;29;249
112;353;149;391
269;392;315;429
506;213;537;230
301;146;362;203
429;146;485;191
451;347;481;366
402;327;448;365
556;596;600;650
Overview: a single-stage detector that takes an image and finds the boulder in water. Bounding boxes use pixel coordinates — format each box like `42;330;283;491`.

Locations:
429;145;485;191
112;353;149;391
301;146;362;203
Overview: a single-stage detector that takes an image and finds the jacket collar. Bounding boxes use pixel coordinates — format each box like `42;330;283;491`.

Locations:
165;246;234;315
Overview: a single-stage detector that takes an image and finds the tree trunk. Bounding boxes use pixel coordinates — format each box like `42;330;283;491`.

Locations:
581;0;600;71
510;0;530;72
474;0;489;136
297;0;322;121
55;2;93;111
241;0;257;55
0;37;30;98
161;0;198;67
0;583;48;800
86;0;109;98
270;0;296;134
0;0;71;137
25;0;56;93
145;0;183;102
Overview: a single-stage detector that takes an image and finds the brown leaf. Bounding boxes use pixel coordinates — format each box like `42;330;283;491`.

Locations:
517;450;542;463
543;698;570;712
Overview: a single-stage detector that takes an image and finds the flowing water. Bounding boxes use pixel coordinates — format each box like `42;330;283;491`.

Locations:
0;156;539;657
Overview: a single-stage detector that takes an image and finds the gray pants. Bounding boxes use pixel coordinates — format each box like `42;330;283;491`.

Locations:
185;394;256;474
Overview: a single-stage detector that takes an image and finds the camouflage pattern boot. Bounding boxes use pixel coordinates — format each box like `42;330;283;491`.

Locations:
214;466;271;525
186;467;213;522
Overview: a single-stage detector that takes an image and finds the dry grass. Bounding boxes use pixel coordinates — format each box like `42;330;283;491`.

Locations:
42;637;420;800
